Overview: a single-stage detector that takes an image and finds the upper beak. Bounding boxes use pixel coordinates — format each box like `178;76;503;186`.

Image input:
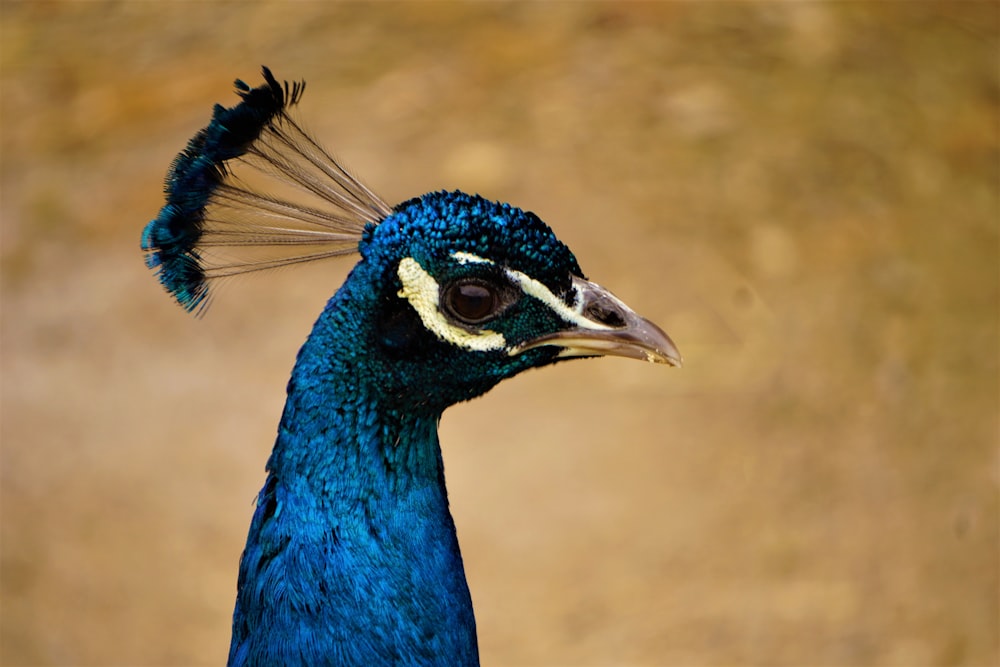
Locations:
512;276;682;367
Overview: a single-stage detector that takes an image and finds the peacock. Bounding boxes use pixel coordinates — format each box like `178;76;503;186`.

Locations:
142;67;681;667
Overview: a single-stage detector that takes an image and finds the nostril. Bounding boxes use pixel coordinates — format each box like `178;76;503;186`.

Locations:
585;299;626;327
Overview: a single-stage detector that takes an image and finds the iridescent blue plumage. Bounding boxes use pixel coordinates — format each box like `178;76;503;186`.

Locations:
142;69;680;667
227;192;585;666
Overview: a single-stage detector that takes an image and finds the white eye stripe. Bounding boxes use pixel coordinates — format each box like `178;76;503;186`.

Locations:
451;251;493;265
397;257;507;352
503;269;613;332
449;250;612;331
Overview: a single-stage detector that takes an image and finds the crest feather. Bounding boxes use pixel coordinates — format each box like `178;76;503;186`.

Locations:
141;66;391;313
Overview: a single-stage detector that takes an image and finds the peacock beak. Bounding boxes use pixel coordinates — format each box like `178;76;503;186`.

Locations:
512;277;683;367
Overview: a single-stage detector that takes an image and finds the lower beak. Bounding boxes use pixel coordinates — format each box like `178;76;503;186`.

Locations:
512;277;682;367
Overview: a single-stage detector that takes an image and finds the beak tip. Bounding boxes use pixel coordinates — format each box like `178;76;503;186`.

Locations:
651;350;683;368
648;331;682;368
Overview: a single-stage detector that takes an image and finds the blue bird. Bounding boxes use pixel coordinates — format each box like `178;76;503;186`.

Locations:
142;67;681;667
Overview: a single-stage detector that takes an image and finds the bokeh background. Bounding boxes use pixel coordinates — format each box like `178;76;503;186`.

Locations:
2;2;997;665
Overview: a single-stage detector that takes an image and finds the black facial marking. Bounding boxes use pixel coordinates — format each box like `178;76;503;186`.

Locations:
584;295;627;328
377;298;427;357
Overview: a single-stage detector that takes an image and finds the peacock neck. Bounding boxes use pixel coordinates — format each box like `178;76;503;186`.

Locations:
229;284;479;666
268;271;455;503
270;371;447;502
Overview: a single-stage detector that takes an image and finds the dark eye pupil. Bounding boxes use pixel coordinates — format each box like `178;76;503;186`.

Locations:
448;283;497;322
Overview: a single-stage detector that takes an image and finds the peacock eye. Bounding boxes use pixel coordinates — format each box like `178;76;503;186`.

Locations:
443;280;501;324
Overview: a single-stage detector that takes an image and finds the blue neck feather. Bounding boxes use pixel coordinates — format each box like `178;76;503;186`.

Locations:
228;256;478;667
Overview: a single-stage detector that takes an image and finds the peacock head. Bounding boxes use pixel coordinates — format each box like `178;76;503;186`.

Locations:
141;68;681;415
337;190;680;413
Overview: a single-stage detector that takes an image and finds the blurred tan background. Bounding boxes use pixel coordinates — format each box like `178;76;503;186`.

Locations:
1;2;997;665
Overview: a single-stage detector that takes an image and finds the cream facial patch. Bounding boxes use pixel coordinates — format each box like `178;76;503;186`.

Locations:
397;257;507;352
